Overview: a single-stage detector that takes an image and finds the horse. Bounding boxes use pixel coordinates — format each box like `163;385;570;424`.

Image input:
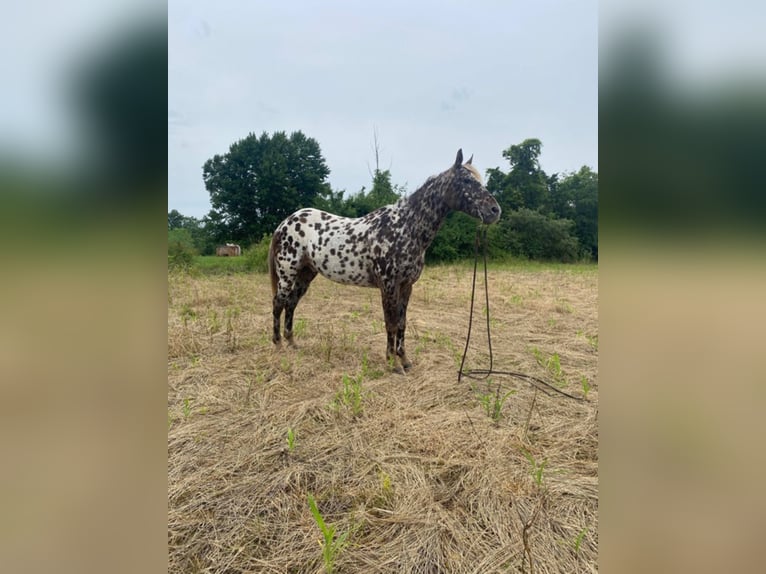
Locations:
268;149;501;372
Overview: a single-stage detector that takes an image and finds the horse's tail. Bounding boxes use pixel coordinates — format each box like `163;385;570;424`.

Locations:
268;231;279;297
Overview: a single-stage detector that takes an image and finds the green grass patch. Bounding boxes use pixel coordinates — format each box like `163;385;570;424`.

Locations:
435;257;597;274
193;255;250;274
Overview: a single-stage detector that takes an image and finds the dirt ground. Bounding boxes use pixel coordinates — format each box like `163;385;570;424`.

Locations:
168;262;598;573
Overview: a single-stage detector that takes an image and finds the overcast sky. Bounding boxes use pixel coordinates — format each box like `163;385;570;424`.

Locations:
169;0;598;218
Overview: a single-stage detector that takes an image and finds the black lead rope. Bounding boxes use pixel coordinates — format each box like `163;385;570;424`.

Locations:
458;227;584;402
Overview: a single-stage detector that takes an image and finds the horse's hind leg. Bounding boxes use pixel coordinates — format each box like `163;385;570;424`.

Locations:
272;295;286;346
284;266;317;346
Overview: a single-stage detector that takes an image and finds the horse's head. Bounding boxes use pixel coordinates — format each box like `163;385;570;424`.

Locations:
445;149;502;224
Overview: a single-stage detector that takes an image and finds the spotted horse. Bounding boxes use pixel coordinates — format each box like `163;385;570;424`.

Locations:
269;149;501;372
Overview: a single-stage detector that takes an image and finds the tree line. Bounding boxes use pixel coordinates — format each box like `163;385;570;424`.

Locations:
169;131;597;264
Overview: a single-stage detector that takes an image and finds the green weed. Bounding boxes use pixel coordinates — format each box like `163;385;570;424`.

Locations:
180;304;197;327
293;318;307;338
555;299;573;314
379;471;392;499
361;352;384;380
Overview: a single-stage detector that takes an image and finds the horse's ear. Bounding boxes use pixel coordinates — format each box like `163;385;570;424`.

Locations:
454;149;463;169
466;154;473;165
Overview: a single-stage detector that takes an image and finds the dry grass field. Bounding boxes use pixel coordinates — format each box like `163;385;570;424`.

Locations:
168;262;598;573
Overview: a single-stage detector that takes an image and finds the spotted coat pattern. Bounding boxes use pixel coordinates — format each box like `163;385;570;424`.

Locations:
269;149;501;372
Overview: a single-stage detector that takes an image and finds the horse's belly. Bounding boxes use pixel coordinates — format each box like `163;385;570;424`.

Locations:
318;264;375;287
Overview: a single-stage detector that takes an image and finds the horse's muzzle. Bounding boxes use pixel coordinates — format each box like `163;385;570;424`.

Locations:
481;202;502;224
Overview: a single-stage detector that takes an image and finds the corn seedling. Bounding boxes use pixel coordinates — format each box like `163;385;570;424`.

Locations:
476;382;516;424
286;427;296;452
333;374;364;416
522;449;547;488
573;527;588;555
182;397;193;419
580;376;591;399
307;493;349;574
531;347;565;386
587;334;598;350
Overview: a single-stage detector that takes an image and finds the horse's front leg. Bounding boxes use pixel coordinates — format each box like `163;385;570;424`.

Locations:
381;288;404;373
396;283;413;371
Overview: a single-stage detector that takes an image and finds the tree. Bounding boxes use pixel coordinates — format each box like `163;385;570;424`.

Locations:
487;138;549;211
202;131;331;244
345;169;403;217
482;138;597;262
552;167;598;260
168;209;197;230
167;209;219;255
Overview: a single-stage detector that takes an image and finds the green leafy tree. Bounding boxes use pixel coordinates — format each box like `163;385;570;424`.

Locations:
345;169;403;217
487;138;548;211
482;138;596;262
167;209;218;255
312;187;355;217
203;131;331;244
168;209;196;230
549;167;598;260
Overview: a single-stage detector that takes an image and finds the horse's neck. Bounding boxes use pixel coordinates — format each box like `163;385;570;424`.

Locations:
397;178;451;252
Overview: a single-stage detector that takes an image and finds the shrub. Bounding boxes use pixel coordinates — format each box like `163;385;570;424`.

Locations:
244;235;272;273
498;208;580;262
168;228;197;269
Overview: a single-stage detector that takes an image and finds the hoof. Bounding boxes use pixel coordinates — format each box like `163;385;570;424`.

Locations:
387;356;405;374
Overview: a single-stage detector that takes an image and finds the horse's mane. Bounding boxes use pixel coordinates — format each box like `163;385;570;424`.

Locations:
402;160;484;204
464;163;483;183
